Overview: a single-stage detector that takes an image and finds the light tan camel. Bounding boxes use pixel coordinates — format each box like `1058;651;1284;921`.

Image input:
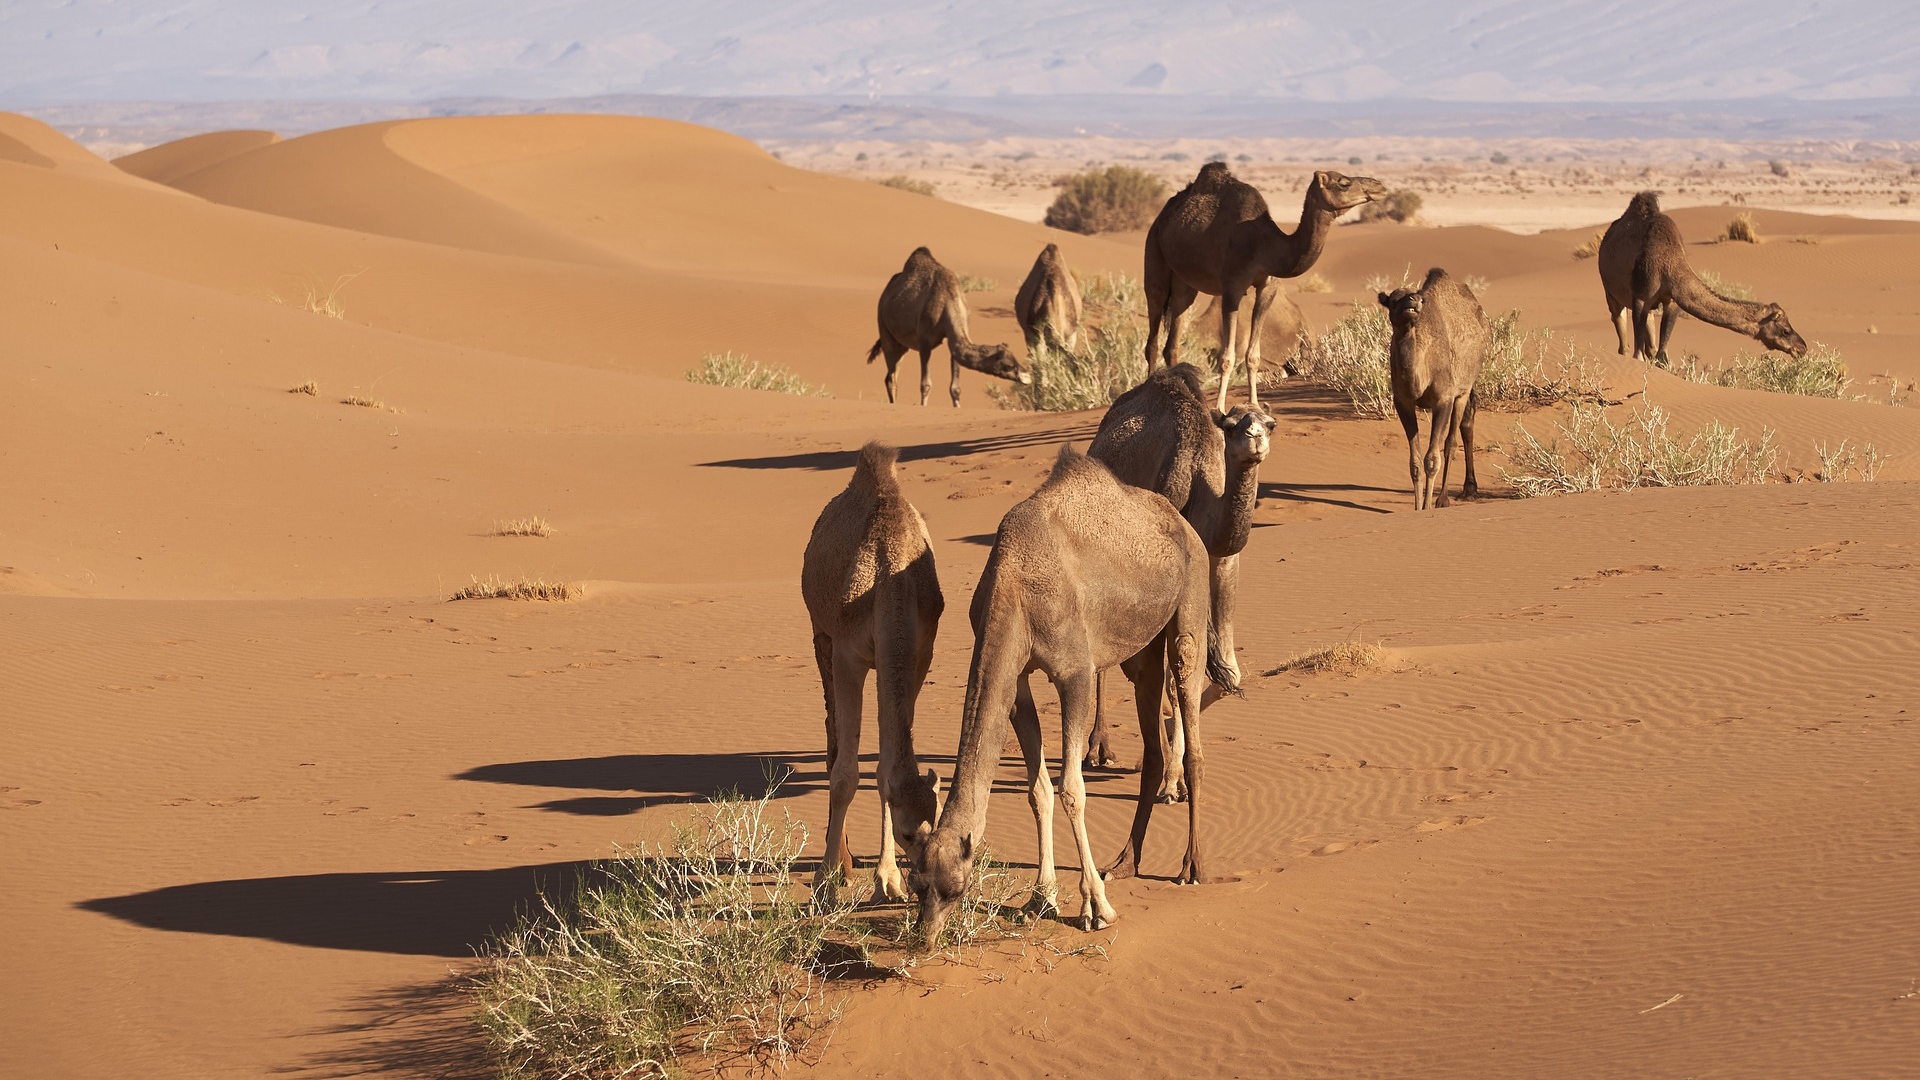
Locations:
1014;242;1083;353
868;246;1030;406
910;447;1240;941
1598;191;1807;364
1143;162;1384;411
1378;268;1488;511
1084;363;1272;785
801;442;944;901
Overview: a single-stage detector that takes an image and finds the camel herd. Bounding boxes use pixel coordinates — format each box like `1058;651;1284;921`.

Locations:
817;165;1810;939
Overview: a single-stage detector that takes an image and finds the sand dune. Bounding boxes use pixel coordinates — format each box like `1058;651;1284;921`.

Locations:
4;109;1918;1079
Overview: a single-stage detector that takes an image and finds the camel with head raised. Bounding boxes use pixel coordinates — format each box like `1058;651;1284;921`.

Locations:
1083;363;1272;782
801;442;944;901
868;247;1030;406
1144;162;1384;411
1378;268;1487;511
1014;242;1083;353
1598;191;1807;364
909;446;1239;941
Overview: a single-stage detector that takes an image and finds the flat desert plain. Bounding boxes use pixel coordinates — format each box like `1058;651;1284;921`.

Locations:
3;110;1919;1079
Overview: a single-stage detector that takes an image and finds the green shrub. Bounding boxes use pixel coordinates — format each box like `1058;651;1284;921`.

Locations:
1043;166;1169;234
1666;344;1849;398
1500;402;1777;497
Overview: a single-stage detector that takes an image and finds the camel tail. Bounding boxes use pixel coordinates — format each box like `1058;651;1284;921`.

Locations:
854;441;900;492
1206;623;1243;697
866;339;884;364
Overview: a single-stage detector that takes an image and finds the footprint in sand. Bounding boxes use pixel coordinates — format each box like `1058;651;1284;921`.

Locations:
1422;790;1497;805
2;798;42;810
464;834;509;846
207;795;260;807
1415;815;1488;833
1307;839;1378;857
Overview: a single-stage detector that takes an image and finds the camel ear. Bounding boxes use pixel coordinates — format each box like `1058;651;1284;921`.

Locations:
1210;408;1229;428
958;834;973;862
1314;169;1334;187
1377;292;1392;308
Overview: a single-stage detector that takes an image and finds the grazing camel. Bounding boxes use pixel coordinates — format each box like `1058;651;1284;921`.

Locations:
1598;191;1808;364
910;447;1239;941
1377;268;1488;510
801;442;944;901
1084;363;1272;783
1143;162;1384;411
868;247;1030;406
1014;242;1083;353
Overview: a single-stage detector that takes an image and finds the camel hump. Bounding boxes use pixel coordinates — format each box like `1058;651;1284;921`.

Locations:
905;246;937;269
854;441;901;493
1627;190;1661;217
1148;362;1207;400
1045;442;1112;487
1422;266;1449;290
1190;161;1235;190
1041;241;1059;258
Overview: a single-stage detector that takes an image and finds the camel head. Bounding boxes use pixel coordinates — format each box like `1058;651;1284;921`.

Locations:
891;768;943;856
1757;304;1808;358
908;828;973;948
1311;170;1388;215
1213;405;1275;467
953;341;1032;386
1378;287;1424;328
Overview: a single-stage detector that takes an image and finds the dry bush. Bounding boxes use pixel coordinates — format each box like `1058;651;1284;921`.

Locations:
1724;211;1761;243
875;175;937;197
894;846;1038;954
1499;401;1778;497
288;380;318;395
957;274;997;293
1290;296;1393;418
1666;344;1850;398
1264;640;1391;677
995;272;1207;412
1043;166;1169;235
472;785;866;1079
449;576;580;602
1769;159;1792;178
1696;269;1754;300
269;271;361;320
492;517;555;538
685;352;827;397
1355;189;1423;224
1296;271;1333;293
340;395;388;410
1571;231;1604;259
1814;439;1885;482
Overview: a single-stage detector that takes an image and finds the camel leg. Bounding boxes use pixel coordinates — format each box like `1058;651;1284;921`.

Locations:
1103;641;1166;881
917;347;934;406
815;650;866;898
1434;395;1466;509
1243;283;1278;411
1084;669;1118;769
947;347;963;408
1611;304;1632;356
1168;628;1208;885
1631;299;1655;363
882;339;908;404
1157;665;1185;804
1055;670;1117;930
1422;398;1449;510
1656;300;1679;365
1143;242;1173;371
1012;675;1058;917
1395;396;1424;510
874;778;906;903
1216;290;1244;412
1162;282;1200;369
1459;393;1480;499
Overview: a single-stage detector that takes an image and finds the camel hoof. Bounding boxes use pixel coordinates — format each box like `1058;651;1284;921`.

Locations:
1077;909;1113;932
1103;858;1138;882
1023;890;1059;920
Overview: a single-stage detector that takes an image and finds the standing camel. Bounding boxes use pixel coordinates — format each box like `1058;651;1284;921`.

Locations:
1598;191;1807;364
910;447;1239;941
1143;162;1384;411
1084;363;1272;784
1378;268;1487;510
1014;242;1083;353
868;247;1030;406
801;442;944;901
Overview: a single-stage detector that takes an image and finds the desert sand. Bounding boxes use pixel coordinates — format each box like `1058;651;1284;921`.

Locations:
3;109;1918;1079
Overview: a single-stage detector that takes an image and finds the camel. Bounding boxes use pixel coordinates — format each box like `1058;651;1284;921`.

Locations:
1084;363;1272;783
1143;162;1384;411
1598;191;1808;365
1188;290;1310;372
801;442;945;901
1377;268;1488;511
1014;242;1083;353
910;447;1239;941
868;247;1030;406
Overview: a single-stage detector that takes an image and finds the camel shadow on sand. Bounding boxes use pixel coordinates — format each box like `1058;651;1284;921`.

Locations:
455;750;830;816
697;423;1097;473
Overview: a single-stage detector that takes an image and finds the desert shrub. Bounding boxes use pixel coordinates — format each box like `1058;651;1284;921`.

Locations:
449;576;580;601
492;517;554;538
1489;152;1511;166
1696;269;1755;300
288;380;318;395
473;785;864;1079
1043;166;1169;234
686;352;827;397
1724;211;1761;243
1477;314;1606;410
1290;297;1394;418
1666;344;1850;398
1571;230;1604;259
894;845;1037;952
340;395;388;410
875;175;937;197
1814;440;1885;482
957;274;996;293
1263;640;1391;677
1355;189;1423;224
268;271;360;320
1296;272;1332;293
1499;402;1777;497
996;272;1210;412
1769;159;1792;178
1347;156;1363;166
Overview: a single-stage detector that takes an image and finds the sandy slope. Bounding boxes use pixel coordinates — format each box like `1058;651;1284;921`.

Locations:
4;113;1919;1079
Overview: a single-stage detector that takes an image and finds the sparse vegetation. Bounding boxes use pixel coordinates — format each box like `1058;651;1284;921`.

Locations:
288;380;318;395
1264;640;1391;677
269;271;361;320
1289;295;1393;418
1043;166;1169;235
685;353;828;397
449;576;580;602
957;274;997;293
1696;269;1755;300
1814;439;1885;482
492;516;555;538
1500;401;1778;497
997;272;1207;412
897;845;1037;952
1769;159;1792;178
875;175;937;197
340;395;388;410
1489;152;1511;166
1571;230;1604;259
1355;189;1423;225
1723;211;1761;243
1296;272;1332;293
1666;344;1850;398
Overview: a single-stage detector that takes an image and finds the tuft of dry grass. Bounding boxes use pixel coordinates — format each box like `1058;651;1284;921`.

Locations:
1769;159;1792;178
1696;269;1755;301
1813;440;1885;482
492;517;555;538
685;352;827;397
995;272;1209;412
1499;401;1777;497
340;395;389;410
288;380;318;395
1264;640;1391;677
1571;231;1605;259
1296;271;1333;293
957;274;997;293
269;271;362;320
1723;211;1761;243
1666;344;1850;398
449;576;580;602
1043;166;1169;235
875;175;937;197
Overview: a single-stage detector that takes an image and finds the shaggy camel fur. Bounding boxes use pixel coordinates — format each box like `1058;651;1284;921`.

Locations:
1598;191;1808;364
801;442;944;901
911;447;1238;941
1143;162;1383;411
868;246;1029;406
1014;242;1083;353
1085;364;1271;783
1378;268;1488;510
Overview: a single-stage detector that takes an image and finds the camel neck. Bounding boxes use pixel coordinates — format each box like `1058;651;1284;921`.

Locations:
1269;191;1336;277
1670;273;1766;334
1214;456;1261;556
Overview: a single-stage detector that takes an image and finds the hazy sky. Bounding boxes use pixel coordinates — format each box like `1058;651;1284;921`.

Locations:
3;1;1915;105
